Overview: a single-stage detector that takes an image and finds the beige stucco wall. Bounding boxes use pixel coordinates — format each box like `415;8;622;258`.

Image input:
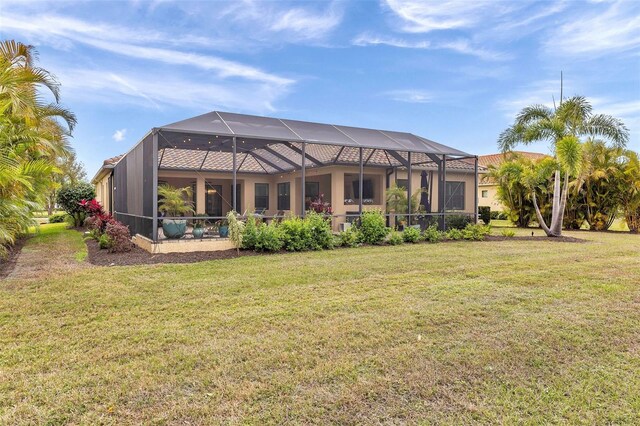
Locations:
478;183;503;210
94;174;112;213
159;165;477;229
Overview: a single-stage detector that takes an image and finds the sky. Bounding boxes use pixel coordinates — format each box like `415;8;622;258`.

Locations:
1;0;639;178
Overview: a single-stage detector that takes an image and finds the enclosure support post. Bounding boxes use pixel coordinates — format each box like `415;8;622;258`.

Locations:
301;142;306;218
358;147;364;216
440;155;447;230
474;156;479;224
407;151;412;226
152;131;159;242
232;136;237;213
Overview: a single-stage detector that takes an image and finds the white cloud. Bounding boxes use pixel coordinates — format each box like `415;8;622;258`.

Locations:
56;67;287;113
112;129;127;142
352;33;508;61
383;89;433;104
383;0;510;33
1;12;293;87
544;1;640;56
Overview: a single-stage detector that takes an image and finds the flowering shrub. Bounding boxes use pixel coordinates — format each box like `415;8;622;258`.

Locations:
79;198;105;217
309;194;332;215
105;220;133;253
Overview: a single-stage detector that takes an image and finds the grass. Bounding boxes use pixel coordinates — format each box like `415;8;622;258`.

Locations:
1;224;639;424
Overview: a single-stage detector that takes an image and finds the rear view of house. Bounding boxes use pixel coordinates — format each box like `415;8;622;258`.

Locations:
93;111;481;252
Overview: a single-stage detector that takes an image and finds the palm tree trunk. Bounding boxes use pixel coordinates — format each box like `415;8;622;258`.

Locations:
551;172;569;236
549;170;562;232
531;191;553;236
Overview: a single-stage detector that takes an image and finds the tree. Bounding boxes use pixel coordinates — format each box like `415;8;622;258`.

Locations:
56;183;95;227
498;96;629;237
44;151;87;215
614;149;640;233
0;40;76;255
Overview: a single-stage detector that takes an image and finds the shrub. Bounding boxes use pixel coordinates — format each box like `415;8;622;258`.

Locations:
241;215;259;250
357;210;389;245
478;206;491;224
337;227;360;248
226;211;244;254
279;215;310;251
402;226;421;243
490;211;508;220
105;220;133;253
98;234;112;249
445;214;473;230
423;225;444;243
501;228;516;238
304;211;333;250
48;212;67;223
446;228;464;240
387;231;404;245
462;223;491;241
56;183;95;227
254;222;283;252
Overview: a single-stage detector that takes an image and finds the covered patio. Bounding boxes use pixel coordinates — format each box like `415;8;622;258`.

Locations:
111;111;479;249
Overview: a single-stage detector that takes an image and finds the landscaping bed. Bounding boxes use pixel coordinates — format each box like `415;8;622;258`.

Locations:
85;232;585;267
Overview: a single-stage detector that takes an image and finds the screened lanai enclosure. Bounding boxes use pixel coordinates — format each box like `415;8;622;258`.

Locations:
111;111;479;246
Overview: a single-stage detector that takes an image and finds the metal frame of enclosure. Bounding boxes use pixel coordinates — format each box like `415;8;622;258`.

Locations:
111;111;479;242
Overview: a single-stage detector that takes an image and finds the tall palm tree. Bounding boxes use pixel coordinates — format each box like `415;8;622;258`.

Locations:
0;40;76;255
498;96;629;236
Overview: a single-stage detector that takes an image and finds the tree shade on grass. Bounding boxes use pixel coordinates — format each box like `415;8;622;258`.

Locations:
0;224;639;424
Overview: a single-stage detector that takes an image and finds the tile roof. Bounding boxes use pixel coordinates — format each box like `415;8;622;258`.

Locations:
478;151;548;168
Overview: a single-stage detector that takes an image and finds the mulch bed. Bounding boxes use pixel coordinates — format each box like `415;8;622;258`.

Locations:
0;237;29;279
86;233;586;267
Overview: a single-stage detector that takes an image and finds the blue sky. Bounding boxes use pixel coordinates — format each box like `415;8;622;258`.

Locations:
1;0;639;177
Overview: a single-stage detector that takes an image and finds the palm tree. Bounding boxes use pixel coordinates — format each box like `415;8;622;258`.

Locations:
498;96;629;236
0;40;76;255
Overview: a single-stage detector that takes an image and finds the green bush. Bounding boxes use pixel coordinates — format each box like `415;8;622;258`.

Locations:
462;223;491;241
402;226;421;243
357;210;389;245
446;228;464;240
445;214;473;230
241;215;259;250
48;212;68;223
304;211;333;250
254;222;283;252
387;231;404;245
337;227;360;248
423;225;444;243
501;228;516;238
279;215;310;251
98;233;112;249
478;206;491;224
56;183;95;227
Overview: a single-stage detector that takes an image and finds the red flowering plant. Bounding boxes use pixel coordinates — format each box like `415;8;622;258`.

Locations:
309;194;333;215
80;199;113;234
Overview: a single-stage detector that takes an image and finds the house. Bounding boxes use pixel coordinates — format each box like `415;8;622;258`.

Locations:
478;151;548;212
92;111;482;253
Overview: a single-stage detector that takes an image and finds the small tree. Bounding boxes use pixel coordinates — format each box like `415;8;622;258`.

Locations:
157;184;194;217
226;211;244;254
56;182;95;227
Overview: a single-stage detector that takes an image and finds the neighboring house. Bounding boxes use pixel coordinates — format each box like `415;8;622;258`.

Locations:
92;111;483;253
478;151;548;212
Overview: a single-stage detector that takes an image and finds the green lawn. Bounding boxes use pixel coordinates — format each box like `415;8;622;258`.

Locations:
1;225;639;424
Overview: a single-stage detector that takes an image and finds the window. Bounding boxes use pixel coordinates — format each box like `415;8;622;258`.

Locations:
445;181;465;210
277;182;290;210
255;183;269;211
481;190;488;198
396;179;408;189
305;181;320;200
344;174;380;205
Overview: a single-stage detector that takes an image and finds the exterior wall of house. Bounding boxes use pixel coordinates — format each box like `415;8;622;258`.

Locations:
478;182;503;210
94;173;112;213
159;165;477;229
